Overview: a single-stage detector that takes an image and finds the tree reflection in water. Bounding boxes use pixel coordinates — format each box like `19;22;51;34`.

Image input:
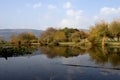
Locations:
0;46;36;60
39;46;87;58
39;46;120;67
88;47;120;66
0;45;120;67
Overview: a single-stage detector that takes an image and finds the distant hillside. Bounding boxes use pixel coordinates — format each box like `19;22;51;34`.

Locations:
0;29;43;40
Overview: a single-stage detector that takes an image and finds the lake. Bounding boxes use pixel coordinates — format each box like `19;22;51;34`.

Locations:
0;46;120;80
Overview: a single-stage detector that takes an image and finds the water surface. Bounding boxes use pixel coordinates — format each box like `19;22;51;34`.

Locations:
0;46;120;80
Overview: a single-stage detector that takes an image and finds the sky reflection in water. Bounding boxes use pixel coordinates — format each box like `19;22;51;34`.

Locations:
0;46;120;80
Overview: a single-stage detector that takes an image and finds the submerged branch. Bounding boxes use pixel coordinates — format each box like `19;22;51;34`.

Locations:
61;63;120;70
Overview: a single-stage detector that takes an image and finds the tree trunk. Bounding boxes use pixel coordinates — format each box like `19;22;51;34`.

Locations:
117;36;119;41
102;34;107;47
102;46;108;55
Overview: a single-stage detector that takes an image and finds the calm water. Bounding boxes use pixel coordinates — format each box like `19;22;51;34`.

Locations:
0;46;120;80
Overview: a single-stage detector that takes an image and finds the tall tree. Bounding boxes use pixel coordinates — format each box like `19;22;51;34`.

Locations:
71;31;88;42
54;30;67;42
63;27;79;41
109;20;120;41
88;21;109;46
10;34;18;44
39;27;56;44
18;32;36;41
10;32;36;45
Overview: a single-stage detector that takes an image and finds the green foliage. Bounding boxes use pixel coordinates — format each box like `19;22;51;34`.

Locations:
39;27;88;46
71;30;88;42
63;27;78;41
8;19;120;47
71;32;81;42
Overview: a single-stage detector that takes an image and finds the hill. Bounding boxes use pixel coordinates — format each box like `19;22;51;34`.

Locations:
0;29;43;40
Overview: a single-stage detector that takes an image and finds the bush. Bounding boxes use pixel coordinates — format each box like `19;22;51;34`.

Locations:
76;39;92;48
48;40;59;46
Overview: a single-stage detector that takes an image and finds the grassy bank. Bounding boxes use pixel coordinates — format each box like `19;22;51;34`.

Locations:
58;41;92;49
59;42;75;46
107;41;120;47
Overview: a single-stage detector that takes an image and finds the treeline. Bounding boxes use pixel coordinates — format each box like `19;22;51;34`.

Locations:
0;32;37;46
39;19;120;46
39;27;88;46
89;19;120;46
10;32;37;45
0;19;120;47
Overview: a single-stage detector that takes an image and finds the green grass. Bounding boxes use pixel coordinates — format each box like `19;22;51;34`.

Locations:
107;42;120;46
59;42;76;46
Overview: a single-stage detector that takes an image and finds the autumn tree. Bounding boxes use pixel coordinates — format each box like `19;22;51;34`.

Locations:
88;21;109;46
71;31;88;42
63;27;79;41
10;32;36;45
109;20;120;41
18;32;36;41
10;34;18;44
39;27;56;45
71;32;80;42
54;30;67;42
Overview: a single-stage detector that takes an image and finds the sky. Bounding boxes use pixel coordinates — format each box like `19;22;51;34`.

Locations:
0;0;120;30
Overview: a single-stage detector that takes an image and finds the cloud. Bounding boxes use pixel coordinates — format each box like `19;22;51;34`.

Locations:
93;7;120;22
66;9;74;16
100;7;120;15
60;1;89;28
48;4;56;10
60;5;120;29
60;9;87;28
61;19;69;25
66;9;83;17
94;16;99;20
63;2;72;9
33;2;42;9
